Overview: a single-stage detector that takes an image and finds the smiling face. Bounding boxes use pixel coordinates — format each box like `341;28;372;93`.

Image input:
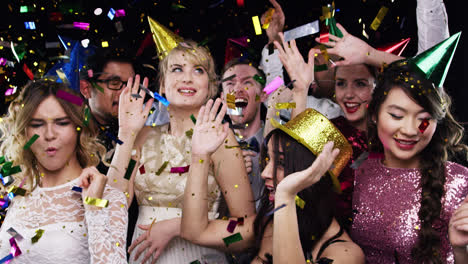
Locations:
161;51;210;110
221;64;264;125
89;61;134;122
335;64;375;131
26;96;79;173
376;87;437;168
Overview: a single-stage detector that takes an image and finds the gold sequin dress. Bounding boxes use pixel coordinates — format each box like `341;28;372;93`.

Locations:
130;124;227;264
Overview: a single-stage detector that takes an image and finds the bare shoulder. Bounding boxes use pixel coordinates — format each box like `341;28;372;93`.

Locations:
320;240;365;264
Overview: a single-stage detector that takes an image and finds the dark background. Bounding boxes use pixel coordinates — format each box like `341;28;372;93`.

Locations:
0;0;465;123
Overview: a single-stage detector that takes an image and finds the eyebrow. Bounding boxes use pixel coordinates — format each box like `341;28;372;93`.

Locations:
386;104;427;114
240;76;254;82
30;117;70;122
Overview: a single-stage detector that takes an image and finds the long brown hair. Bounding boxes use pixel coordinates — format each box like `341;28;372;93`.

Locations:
367;60;468;263
0;80;106;191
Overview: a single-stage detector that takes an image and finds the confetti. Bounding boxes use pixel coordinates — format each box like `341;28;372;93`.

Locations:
263;76;284;95
226;94;236;109
84;196;109;207
156;161;169;176
115;9;126;17
252;16;262;35
31;229;44;244
83;107;90;127
7;186;26;196
223;232;243;246
262;8;275;29
141;86;170;107
131;93;142;99
418;119;430;133
185;129;193;138
23;64;34;80
56;89;83;106
265;203;286;217
6;228;23;242
23;134;39;150
105;131;123;145
139;165;146;174
283;20;320;42
170;165;190;174
295;195;305;209
253;74;266;85
107;8;116;20
237;217;244;225
71;186;83;192
190;114;197;124
72;22;90;30
227;220;238;233
275;103;296;109
370;6;389;31
236;0;245;7
124;159;137;180
1;176;14;187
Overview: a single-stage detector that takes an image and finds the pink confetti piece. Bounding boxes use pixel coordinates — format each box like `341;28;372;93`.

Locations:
263;76;284;95
73;22;90;30
9;237;21;257
87;69;93;78
227;220;237;233
56;89;83;106
170;165;190;173
115;9;126;17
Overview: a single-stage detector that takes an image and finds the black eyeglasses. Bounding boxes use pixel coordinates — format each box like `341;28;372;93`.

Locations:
94;78;127;91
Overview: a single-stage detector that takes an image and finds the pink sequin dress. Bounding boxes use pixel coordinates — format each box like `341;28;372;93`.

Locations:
351;158;468;263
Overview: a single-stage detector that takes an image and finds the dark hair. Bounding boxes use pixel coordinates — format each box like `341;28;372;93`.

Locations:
222;58;266;89
81;47;136;82
367;60;468;263
251;129;336;262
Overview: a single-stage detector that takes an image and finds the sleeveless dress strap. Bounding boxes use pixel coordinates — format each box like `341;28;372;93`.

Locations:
315;225;347;262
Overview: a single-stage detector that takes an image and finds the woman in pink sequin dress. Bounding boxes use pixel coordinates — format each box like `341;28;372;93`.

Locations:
351;60;468;263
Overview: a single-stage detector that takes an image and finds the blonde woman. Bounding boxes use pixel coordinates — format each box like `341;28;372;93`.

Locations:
108;41;255;263
0;80;128;263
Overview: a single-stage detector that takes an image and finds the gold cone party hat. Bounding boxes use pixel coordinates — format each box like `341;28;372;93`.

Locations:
270;109;353;193
147;17;184;60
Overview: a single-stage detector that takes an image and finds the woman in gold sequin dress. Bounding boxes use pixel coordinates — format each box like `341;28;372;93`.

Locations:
107;41;255;264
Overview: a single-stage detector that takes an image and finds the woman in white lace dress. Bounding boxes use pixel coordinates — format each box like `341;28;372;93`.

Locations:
0;80;128;263
107;41;255;263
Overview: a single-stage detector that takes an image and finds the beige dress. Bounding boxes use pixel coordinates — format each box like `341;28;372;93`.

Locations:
130;124;227;264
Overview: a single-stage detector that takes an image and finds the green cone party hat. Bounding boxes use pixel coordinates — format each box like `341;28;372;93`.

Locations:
409;32;461;87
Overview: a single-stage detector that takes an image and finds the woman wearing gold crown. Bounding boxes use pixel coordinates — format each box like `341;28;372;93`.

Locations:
181;98;364;263
106;18;255;263
350;34;468;263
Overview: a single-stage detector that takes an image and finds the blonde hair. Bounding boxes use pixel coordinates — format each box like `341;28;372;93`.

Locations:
0;80;106;191
158;40;218;102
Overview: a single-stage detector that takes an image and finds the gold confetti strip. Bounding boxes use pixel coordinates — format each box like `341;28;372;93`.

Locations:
226;94;236;109
84;196;109;208
295;195;305;209
370;6;389;31
275;102;296;109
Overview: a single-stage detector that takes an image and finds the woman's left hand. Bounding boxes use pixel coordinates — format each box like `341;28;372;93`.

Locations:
128;220;175;264
449;196;468;249
191;98;229;156
79;167;107;202
276;141;339;197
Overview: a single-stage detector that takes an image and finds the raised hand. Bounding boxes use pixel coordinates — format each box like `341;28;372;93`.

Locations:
191;98;229;156
118;75;154;135
316;23;373;67
79;167;108;206
273;32;316;92
261;0;285;44
276;141;340;197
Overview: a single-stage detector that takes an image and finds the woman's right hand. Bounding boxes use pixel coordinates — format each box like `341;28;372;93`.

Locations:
118;74;154;135
273;32;316;93
191;98;229;156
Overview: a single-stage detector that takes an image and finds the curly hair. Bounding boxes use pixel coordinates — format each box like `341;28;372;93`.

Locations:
367;60;468;263
158;40;218;102
0;79;106;192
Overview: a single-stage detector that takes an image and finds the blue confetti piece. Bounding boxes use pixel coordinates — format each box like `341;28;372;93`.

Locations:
265;203;286;217
107;8;116;20
71;186;83;193
105;131;123;145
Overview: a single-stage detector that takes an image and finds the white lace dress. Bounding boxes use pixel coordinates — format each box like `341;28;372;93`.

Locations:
130;125;228;264
0;177;128;264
